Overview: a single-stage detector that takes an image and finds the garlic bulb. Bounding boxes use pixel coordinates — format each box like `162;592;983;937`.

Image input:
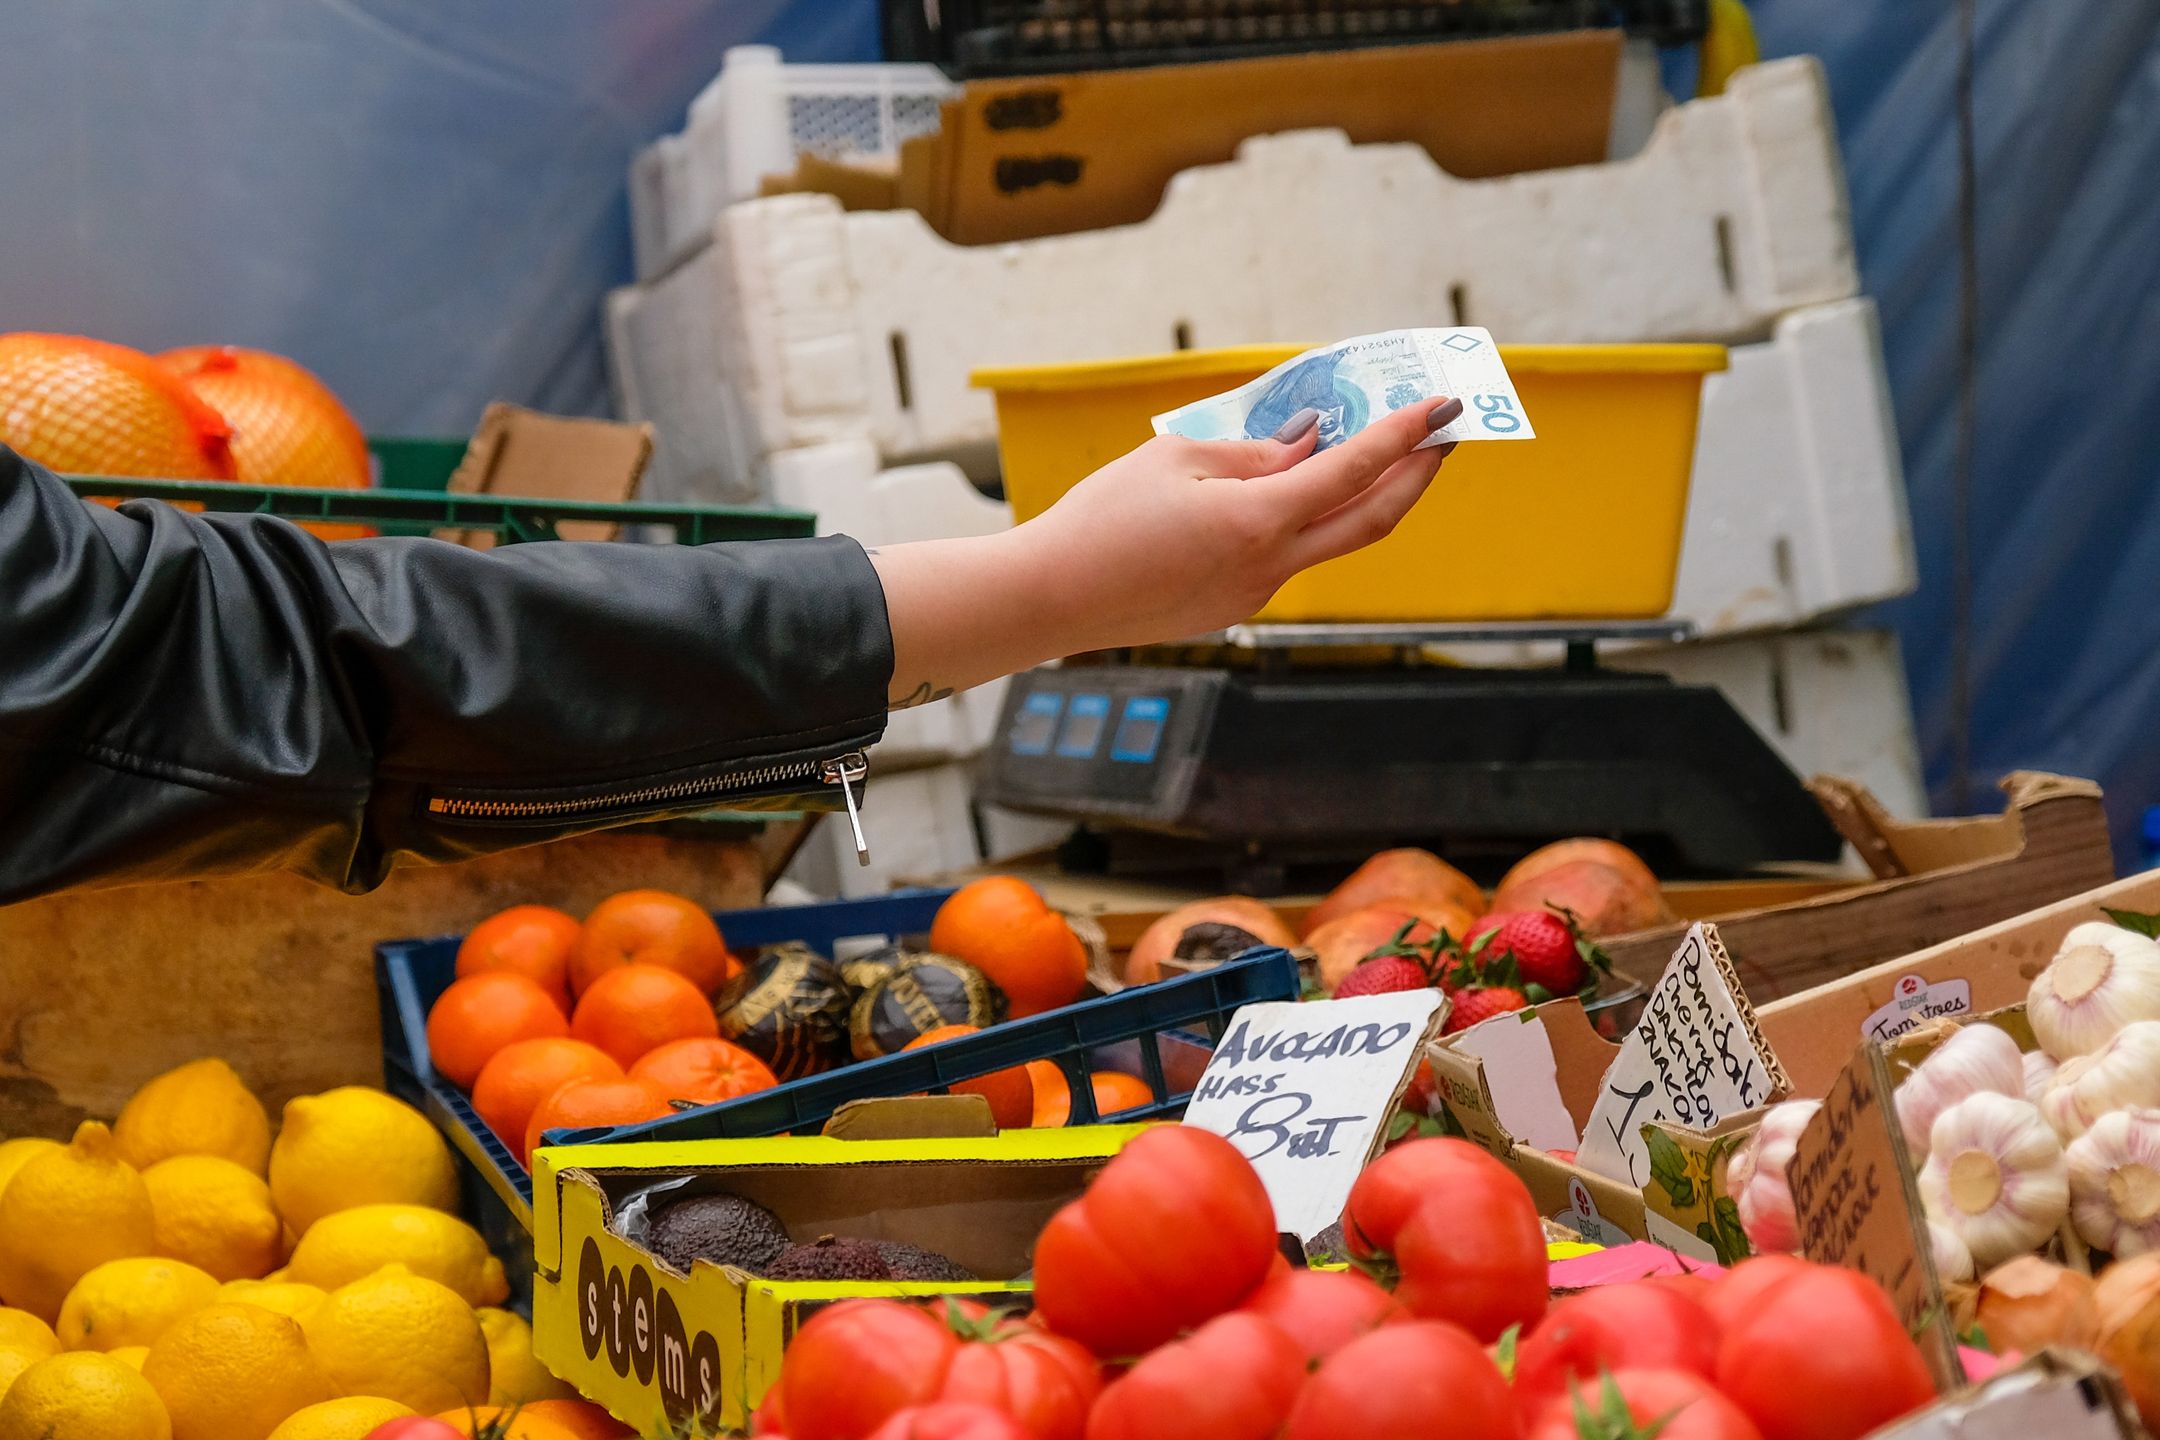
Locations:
2028;921;2160;1060
2024;1049;2059;1104
1929;1217;1975;1283
2041;1020;2160;1141
1920;1090;2069;1269
2068;1108;2160;1257
1729;1098;1822;1254
1895;1023;2024;1160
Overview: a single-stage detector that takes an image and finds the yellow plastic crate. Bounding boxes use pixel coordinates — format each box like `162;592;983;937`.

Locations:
973;343;1727;623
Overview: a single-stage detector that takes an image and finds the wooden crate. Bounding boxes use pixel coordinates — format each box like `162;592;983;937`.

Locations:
0;828;781;1138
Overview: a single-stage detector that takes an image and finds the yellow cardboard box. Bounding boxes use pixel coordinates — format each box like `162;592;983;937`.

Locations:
529;1097;1147;1434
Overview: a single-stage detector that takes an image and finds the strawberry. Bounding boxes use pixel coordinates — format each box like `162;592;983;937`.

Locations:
1443;985;1530;1034
1467;906;1612;998
1333;954;1431;998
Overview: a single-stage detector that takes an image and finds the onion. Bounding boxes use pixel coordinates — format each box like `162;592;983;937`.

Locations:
2096;1254;2160;1431
2096;1252;2160;1335
1973;1256;2098;1357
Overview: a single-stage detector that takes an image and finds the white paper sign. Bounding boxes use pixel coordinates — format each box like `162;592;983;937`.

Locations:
1575;923;1788;1191
1453;1011;1582;1153
1862;973;1975;1044
1181;992;1445;1241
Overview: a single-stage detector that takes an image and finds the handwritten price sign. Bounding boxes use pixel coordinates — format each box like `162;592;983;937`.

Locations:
1182;992;1444;1240
1575;922;1789;1191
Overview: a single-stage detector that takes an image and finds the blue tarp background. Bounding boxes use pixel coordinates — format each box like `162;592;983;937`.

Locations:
3;1;2155;858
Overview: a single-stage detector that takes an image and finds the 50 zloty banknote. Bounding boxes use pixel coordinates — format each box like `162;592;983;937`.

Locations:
1153;328;1535;453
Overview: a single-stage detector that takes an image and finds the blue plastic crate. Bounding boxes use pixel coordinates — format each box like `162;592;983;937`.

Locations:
375;887;1296;1305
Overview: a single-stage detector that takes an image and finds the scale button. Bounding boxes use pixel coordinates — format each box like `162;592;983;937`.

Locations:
1055;693;1111;758
1111;696;1171;763
1009;691;1062;756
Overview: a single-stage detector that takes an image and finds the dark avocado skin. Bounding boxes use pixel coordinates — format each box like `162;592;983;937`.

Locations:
765;1237;893;1281
874;1239;977;1282
646;1192;791;1273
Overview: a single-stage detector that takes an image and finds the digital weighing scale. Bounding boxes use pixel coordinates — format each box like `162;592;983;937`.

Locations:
976;620;1845;894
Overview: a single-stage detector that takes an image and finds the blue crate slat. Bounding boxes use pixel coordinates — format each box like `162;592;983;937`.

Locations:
374;887;1296;1307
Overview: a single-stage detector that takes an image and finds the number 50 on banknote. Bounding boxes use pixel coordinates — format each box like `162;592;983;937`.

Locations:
1152;329;1535;452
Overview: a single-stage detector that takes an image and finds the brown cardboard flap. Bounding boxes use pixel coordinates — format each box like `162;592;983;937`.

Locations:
1870;1349;2142;1439
443;402;654;548
820;1095;997;1141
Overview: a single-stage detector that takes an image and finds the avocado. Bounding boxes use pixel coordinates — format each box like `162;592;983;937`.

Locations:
645;1191;791;1274
873;1240;976;1282
764;1235;892;1282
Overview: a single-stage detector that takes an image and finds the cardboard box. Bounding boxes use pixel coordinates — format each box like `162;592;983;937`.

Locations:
529;1098;1145;1433
1874;1351;2142;1440
443;403;654;547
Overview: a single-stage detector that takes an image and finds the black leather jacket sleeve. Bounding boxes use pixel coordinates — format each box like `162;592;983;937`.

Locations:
0;446;893;902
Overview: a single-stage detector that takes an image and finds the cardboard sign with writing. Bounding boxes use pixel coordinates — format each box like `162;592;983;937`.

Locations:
1182;993;1444;1241
1788;1041;1963;1388
1577;924;1788;1192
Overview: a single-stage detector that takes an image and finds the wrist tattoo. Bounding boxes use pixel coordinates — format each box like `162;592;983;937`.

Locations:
890;681;955;710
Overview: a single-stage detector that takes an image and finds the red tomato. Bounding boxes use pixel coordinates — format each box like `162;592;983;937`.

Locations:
1701;1255;1812;1338
1240;1266;1406;1362
867;1405;1033;1440
1085;1313;1304;1440
754;1389;790;1440
1716;1268;1936;1440
1387;1170;1547;1341
939;1326;1102;1440
1513;1282;1720;1416
1281;1322;1517;1440
778;1300;961;1440
1644;1270;1718;1310
1034;1127;1277;1355
1526;1368;1764;1440
365;1424;468;1440
1341;1137;1516;1260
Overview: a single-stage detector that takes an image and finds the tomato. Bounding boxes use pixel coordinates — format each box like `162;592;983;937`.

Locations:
1034;1126;1277;1355
1239;1266;1406;1362
1644;1271;1717;1309
1525;1368;1764;1440
778;1299;961;1440
1341;1137;1517;1260
1281;1322;1516;1440
867;1405;1033;1440
1085;1313;1304;1440
366;1424;467;1440
939;1324;1102;1440
1715;1267;1936;1440
754;1389;791;1440
1512;1282;1719;1416
1699;1254;1812;1339
1386;1169;1547;1341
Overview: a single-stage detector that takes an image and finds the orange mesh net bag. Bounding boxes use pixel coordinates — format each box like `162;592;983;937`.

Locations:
0;332;235;480
160;345;375;540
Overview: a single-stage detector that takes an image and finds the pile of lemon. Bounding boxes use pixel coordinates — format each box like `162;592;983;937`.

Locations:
0;1061;571;1440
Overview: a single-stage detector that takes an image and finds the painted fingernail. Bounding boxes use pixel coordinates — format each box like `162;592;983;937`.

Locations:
1434;440;1458;458
1273;407;1320;443
1427;397;1465;431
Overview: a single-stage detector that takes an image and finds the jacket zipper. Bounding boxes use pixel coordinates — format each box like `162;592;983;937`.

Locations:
425;750;872;864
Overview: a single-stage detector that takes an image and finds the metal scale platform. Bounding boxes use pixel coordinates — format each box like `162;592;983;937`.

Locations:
976;619;1845;894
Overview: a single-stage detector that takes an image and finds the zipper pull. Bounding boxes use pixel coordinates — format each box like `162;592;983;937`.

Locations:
821;751;871;866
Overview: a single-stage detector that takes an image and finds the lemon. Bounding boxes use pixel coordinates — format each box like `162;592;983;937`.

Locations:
0;1352;171;1440
115;1060;273;1176
477;1307;572;1405
0;1312;56;1362
0;1122;156;1321
269;1089;457;1236
286;1205;508;1307
144;1156;285;1282
109;1347;149;1371
216;1280;328;1323
299;1266;489;1415
57;1258;220;1351
266;1397;415;1440
142;1303;334;1440
0;1140;60;1206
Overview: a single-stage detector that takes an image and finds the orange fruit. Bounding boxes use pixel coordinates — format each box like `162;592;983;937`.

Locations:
904;1025;1032;1128
0;332;235;480
572;890;736;996
522;1399;635;1440
928;878;1088;1020
425;971;571;1089
1027;1065;1155;1127
628;1038;777;1108
570;964;720;1069
435;1406;584;1440
158;345;373;540
456;905;582;1010
471;1038;623;1163
524;1078;673;1159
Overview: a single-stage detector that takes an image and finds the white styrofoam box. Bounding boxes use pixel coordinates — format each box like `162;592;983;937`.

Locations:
783;762;981;901
976;803;1073;867
765;438;1009;546
630;46;957;281
1614;629;1927;819
609;56;1853;482
1672;297;1915;634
